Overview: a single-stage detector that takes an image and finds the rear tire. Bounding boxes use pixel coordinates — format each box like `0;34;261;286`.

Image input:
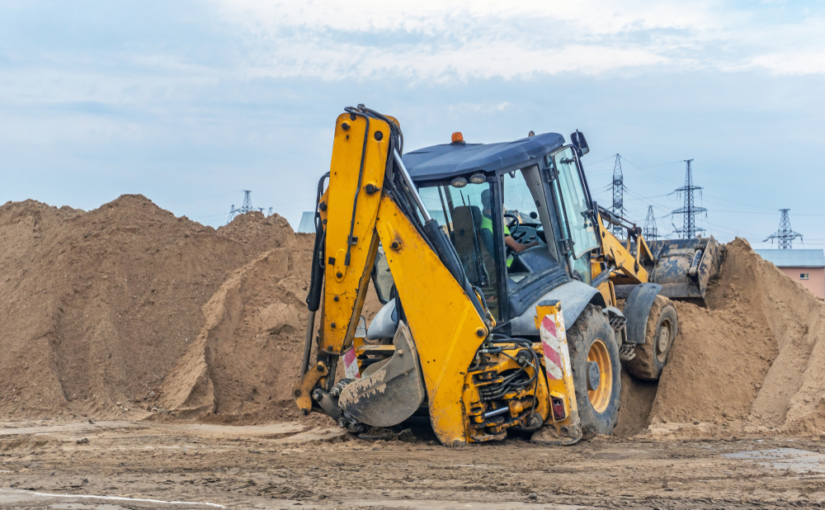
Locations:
567;305;621;436
625;295;678;381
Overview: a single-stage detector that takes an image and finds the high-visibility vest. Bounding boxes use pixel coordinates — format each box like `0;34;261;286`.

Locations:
480;215;513;267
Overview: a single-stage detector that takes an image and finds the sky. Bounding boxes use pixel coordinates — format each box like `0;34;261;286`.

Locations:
1;0;824;248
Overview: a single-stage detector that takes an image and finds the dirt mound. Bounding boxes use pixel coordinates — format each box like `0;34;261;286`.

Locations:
619;238;825;438
0;196;296;420
5;194;824;439
159;246;383;423
615;373;657;437
158;243;313;422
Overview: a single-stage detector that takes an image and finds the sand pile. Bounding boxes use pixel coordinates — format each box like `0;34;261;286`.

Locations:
157;239;382;423
4;195;825;438
618;238;825;438
157;239;314;421
0;196;299;420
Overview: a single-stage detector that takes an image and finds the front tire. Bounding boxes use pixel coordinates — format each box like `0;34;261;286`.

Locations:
624;296;678;381
567;305;622;436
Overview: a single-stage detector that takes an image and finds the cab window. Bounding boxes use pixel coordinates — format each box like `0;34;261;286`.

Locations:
502;171;540;227
501;168;559;282
418;182;502;321
549;147;599;281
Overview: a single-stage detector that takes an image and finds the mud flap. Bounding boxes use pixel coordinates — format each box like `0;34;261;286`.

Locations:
338;320;425;427
624;283;663;345
531;301;582;446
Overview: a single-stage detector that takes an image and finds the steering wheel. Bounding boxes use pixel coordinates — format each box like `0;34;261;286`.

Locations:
503;213;522;258
503;213;522;236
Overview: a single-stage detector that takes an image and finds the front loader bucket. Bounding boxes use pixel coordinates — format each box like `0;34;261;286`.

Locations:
649;236;724;304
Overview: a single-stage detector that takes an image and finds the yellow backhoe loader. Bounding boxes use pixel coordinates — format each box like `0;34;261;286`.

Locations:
293;105;722;446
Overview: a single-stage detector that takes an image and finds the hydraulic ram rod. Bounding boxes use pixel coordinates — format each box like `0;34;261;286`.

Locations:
393;149;432;222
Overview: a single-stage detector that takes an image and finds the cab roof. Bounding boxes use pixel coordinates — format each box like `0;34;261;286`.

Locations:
402;132;565;183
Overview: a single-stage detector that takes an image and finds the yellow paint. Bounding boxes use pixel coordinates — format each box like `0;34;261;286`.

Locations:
375;194;487;446
351;337;366;373
531;347;550;423
534;302;581;440
459;345;550;443
586;339;613;413
292;361;328;415
591;259;616;307
320;113;391;355
595;211;654;285
595;279;617;308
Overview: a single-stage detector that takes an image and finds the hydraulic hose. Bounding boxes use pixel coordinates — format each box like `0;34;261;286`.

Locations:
306;173;329;313
302;172;329;376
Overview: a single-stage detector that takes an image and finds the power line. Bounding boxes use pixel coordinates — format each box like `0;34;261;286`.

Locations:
643;205;659;240
670;160;706;239
591;154;824;246
611;154;626;238
240;190;254;214
582;154;622;167
226;204;239;224
764;209;803;249
227;190;254;224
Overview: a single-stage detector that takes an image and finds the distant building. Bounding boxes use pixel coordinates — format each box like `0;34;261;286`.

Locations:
755;249;825;299
297;211;316;234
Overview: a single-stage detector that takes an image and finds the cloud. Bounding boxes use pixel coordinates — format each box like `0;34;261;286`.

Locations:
1;0;824;238
211;0;825;79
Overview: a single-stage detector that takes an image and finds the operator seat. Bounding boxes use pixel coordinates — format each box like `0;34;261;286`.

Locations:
451;206;488;284
471;207;496;258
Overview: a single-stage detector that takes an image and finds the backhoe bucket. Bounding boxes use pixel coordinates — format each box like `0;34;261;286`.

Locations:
649;236;724;304
338;320;426;427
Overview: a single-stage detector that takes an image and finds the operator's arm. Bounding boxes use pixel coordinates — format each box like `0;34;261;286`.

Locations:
505;236;538;253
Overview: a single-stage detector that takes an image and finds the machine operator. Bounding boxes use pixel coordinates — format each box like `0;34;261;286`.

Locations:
480;189;538;261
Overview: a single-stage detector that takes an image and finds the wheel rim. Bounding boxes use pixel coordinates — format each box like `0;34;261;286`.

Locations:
587;339;613;414
656;320;672;363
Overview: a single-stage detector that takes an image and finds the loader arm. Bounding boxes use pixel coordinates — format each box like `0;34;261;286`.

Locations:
594;206;655;285
594;205;723;303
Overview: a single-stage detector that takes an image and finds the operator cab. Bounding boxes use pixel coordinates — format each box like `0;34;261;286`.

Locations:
402;131;599;326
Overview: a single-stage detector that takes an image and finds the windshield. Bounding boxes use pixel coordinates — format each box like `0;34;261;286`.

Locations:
419;182;502;321
502;171;540;226
551;147;599;259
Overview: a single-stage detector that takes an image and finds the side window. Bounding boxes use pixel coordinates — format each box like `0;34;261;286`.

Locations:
550;147;599;259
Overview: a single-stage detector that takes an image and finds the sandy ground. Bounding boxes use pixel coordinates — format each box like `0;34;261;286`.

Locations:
2;421;825;509
6;199;825;508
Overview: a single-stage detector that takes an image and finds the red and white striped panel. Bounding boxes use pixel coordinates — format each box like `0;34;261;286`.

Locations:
540;316;564;381
343;348;360;379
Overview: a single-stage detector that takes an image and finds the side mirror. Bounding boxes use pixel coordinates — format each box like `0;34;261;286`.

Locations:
571;130;589;156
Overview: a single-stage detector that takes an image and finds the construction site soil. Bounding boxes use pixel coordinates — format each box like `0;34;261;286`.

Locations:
3;196;825;508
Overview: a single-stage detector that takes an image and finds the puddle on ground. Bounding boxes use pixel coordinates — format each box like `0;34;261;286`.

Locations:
50;504;122;509
724;448;825;473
